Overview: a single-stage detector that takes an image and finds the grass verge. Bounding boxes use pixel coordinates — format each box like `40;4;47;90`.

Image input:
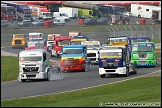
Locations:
1;56;19;82
1;76;161;107
1;56;58;82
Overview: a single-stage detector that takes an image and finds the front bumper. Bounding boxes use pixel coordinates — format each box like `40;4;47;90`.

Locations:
19;71;47;80
99;67;127;75
60;65;84;71
131;60;156;67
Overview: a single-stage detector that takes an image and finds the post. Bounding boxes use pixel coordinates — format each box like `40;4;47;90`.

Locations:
106;27;111;37
123;26;127;36
156;26;160;40
128;26;133;36
141;25;146;36
111;27;115;37
148;26;153;40
118;26;123;36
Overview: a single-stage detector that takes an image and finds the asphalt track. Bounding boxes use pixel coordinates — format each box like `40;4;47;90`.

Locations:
1;48;161;101
1;33;161;100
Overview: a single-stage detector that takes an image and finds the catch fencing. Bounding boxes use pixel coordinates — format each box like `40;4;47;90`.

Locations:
106;25;161;40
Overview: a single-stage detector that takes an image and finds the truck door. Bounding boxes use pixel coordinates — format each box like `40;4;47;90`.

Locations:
43;53;47;68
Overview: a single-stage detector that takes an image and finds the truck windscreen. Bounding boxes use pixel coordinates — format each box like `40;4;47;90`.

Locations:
20;56;42;61
132;46;153;52
63;48;83;54
100;51;122;58
58;40;70;46
71;41;81;45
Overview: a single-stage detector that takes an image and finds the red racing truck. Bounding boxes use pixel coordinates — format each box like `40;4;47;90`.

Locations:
51;36;73;58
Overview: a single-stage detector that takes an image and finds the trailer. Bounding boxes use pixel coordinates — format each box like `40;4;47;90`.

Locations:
28;5;52;20
1;5;15;21
59;7;78;18
1;1;32;21
131;4;161;18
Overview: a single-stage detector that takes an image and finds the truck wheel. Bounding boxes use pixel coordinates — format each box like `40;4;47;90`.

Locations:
133;64;137;74
124;67;129;77
56;54;59;58
21;79;26;82
100;74;106;78
46;71;50;81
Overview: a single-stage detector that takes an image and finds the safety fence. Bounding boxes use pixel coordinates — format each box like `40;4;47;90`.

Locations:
105;25;161;40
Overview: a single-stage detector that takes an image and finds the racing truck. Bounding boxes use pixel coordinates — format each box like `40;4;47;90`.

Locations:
98;46;137;78
81;41;101;64
70;36;89;45
26;32;47;50
18;49;60;82
130;42;157;67
11;34;26;49
60;45;91;72
127;36;151;53
69;31;81;37
46;34;61;52
51;36;72;58
107;36;128;46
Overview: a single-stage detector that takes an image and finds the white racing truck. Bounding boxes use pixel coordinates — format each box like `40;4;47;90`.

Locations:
18;49;60;82
81;41;101;64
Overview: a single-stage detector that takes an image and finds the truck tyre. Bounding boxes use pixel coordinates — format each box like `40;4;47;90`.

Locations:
138;14;141;18
124;67;129;77
21;79;26;82
100;74;106;78
56;54;59;58
46;71;50;81
133;64;137;74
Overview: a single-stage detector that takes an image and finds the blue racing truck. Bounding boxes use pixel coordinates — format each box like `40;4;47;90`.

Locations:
98;46;137;78
60;45;91;72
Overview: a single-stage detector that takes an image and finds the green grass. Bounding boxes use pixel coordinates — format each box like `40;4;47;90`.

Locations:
1;76;161;107
1;56;19;82
152;40;161;43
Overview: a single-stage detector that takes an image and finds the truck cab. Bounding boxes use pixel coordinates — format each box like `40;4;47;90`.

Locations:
127;36;151;54
11;34;26;49
69;31;81;37
98;46;137;78
60;45;91;72
70;36;89;45
81;41;101;64
51;36;72;58
107;36;128;46
18;49;52;82
130;42;157;67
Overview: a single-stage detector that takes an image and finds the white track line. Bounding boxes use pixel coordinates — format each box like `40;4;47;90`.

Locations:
2;70;161;101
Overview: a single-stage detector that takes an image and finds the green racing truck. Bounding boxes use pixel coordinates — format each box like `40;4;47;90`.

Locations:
130;42;157;67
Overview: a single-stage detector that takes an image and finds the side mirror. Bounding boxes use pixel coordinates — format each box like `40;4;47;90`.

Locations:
47;52;51;58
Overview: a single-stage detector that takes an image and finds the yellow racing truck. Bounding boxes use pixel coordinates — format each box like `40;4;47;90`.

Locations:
107;36;128;46
12;34;26;49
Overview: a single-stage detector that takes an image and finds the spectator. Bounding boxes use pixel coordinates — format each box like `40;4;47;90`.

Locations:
127;17;130;24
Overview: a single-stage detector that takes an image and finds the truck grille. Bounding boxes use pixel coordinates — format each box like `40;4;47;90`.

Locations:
138;54;147;58
23;67;39;72
87;53;96;57
103;61;118;69
89;58;96;61
35;43;43;49
15;40;21;44
63;60;80;66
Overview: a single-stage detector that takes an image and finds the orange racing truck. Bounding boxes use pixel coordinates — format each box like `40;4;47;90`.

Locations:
51;36;73;58
60;45;91;72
